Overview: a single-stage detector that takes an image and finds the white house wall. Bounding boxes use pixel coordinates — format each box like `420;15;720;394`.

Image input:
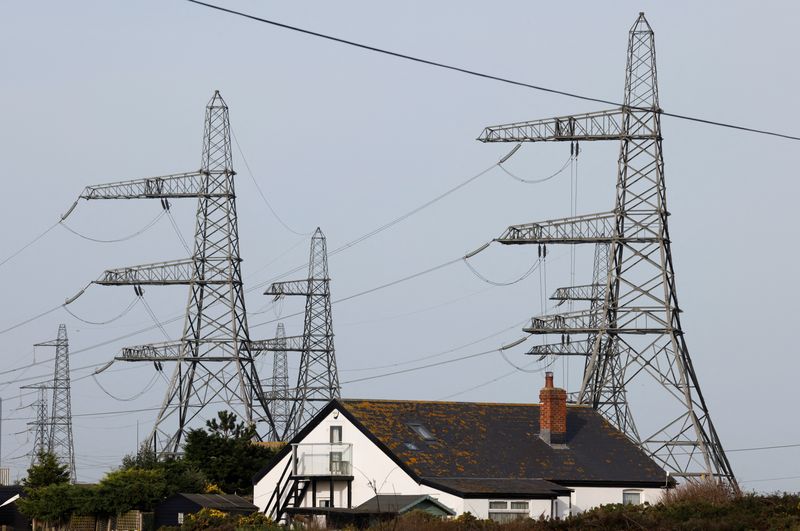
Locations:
568;486;665;514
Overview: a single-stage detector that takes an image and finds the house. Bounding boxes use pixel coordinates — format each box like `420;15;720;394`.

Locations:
0;486;29;530
253;372;670;525
153;493;257;528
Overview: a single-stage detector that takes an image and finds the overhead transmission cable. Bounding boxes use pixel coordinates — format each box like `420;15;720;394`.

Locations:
60;211;165;243
341;318;529;373
0;221;60;269
341;335;531;385
231;128;311;237
251;159;503;290
185;0;800;142
63;297;140;326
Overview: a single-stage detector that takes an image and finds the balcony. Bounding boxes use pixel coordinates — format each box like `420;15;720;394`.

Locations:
291;443;353;477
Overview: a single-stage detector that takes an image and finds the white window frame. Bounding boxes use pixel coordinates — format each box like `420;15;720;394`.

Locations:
623;489;642;505
488;500;529;523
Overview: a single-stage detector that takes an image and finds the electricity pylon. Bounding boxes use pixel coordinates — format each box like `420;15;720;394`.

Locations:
23;385;49;469
81;91;275;454
534;244;638;442
254;228;339;440
264;323;291;440
478;13;736;485
21;325;77;481
38;325;76;481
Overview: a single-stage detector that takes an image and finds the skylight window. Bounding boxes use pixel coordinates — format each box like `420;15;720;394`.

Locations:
408;423;436;441
404;442;419;451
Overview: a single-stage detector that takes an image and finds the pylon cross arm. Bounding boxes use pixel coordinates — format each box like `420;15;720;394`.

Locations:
117;341;182;361
478;108;656;143
250;335;305;353
551;284;601;303
93;258;233;285
80;171;228;199
499;211;616;244
264;279;310;297
527;339;593;358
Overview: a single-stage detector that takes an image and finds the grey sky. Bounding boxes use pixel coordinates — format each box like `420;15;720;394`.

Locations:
1;1;798;490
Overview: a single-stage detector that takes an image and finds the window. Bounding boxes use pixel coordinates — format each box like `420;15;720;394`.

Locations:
404;442;419;451
177;513;184;524
488;500;529;523
623;490;642;505
408;423;436;441
318;499;331;508
329;451;343;474
330;425;342;443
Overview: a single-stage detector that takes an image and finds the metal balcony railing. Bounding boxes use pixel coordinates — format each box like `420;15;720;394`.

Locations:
291;443;353;477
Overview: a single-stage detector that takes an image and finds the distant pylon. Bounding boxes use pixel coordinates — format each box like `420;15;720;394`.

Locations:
79;92;275;454
22;324;76;481
23;385;49;469
262;323;290;439
39;325;76;482
478;13;736;486
256;228;339;440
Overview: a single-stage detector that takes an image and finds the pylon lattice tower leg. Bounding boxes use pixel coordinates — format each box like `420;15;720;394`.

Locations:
81;92;275;455
479;13;736;486
258;228;339;440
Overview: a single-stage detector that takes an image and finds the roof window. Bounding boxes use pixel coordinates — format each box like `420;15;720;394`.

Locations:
404;442;419;451
408;423;436;441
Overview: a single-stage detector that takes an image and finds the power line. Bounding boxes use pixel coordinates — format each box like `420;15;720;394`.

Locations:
185;0;800;142
341;336;529;385
740;475;800;484
231;128;311;237
0;221;60;269
727;443;800;453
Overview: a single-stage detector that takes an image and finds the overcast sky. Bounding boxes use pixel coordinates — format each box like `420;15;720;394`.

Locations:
1;1;798;490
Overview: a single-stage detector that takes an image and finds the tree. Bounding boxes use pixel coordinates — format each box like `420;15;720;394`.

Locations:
120;446;206;494
23;451;70;489
17;483;89;526
183;411;277;494
88;468;170;516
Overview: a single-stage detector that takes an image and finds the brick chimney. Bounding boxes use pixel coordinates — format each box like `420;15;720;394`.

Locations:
539;371;567;446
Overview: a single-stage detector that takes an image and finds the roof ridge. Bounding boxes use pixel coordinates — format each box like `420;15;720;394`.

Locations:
341;397;591;408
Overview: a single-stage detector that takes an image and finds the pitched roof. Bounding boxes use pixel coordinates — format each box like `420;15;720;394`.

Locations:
253;398;669;492
176;493;257;511
356;494;456;515
341;399;667;487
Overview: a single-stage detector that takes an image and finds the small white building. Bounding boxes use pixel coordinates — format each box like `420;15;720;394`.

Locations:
253;373;670;526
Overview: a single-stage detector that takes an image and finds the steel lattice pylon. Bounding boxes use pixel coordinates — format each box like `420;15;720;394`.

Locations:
264;323;291;439
21;325;76;481
83;92;275;454
23;385;49;469
479;13;736;485
257;228;339;440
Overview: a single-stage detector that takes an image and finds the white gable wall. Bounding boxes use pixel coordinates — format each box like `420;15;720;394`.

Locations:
254;406;464;514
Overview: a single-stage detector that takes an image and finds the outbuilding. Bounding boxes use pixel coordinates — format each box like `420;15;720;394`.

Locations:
153;493;257;528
